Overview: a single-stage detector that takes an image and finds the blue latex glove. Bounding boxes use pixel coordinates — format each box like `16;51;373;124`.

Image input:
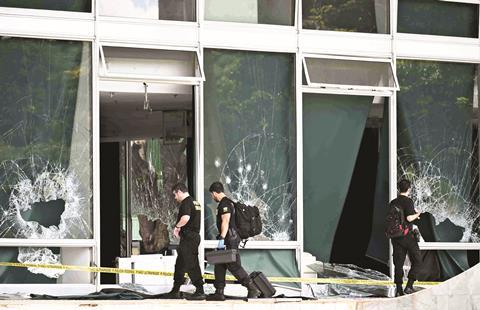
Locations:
216;238;225;249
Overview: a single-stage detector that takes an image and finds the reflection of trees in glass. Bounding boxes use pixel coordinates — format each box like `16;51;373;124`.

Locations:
398;0;478;38
397;60;480;243
0;0;91;12
302;0;389;34
0;38;92;241
0;38;89;165
204;49;296;241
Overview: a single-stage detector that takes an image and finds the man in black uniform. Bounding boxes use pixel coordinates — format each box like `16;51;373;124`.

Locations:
206;181;260;301
390;179;422;296
164;183;205;300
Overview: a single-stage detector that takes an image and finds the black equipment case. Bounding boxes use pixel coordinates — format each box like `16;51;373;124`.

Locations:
205;249;238;264
249;271;276;298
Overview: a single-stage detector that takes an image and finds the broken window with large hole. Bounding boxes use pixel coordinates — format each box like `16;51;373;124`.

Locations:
0;37;93;282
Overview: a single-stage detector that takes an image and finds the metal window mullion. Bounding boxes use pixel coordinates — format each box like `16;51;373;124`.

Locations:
389;61;400;91
294;0;300;29
195;50;206;81
295;51;304;288
389;86;398;281
301;56;313;86
92;37;101;289
196;82;205;276
99;43;108;75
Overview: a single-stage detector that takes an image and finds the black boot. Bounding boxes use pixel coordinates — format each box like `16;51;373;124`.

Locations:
244;280;261;298
186;285;206;300
404;278;415;294
395;284;404;297
164;285;182;299
206;288;226;301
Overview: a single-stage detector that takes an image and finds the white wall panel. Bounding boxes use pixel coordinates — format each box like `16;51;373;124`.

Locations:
202;21;297;52
0;12;93;40
97;19;199;48
396;33;480;63
300;30;392;58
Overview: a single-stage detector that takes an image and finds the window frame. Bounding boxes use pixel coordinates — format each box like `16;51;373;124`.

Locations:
302;54;400;95
99;43;205;85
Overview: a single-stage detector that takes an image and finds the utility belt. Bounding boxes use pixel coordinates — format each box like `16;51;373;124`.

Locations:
180;228;200;239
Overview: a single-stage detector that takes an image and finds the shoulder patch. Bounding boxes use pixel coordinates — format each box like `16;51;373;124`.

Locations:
223;207;228;212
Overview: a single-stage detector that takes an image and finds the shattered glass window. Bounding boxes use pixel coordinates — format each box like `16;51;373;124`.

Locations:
397;60;480;244
129;139;188;254
302;0;390;34
0;247;91;283
0;37;93;239
204;49;296;241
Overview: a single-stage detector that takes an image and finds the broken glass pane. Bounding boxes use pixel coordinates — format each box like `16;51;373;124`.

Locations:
204;49;296;241
130;139;188;253
307;262;392;298
0;37;92;239
397;59;480;281
397;60;480;244
0;247;91;283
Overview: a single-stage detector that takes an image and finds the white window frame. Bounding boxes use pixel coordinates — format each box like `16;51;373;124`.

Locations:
99;43;205;85
302;53;400;95
439;0;480;4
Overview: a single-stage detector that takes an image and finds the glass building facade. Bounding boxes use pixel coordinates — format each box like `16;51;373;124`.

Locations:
0;0;479;290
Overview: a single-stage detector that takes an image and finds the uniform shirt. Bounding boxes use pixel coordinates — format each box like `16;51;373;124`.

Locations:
216;197;236;233
176;196;201;233
390;195;416;230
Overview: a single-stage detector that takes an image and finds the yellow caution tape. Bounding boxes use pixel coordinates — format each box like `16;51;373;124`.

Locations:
0;262;440;287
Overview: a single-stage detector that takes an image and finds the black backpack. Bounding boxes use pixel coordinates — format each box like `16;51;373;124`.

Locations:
232;201;262;240
385;202;409;239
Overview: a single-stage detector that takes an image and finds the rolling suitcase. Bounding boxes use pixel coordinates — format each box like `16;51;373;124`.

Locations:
205;249;238;264
249;271;276;298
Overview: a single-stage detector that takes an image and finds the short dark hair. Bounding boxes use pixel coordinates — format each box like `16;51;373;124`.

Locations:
209;181;224;194
172;183;188;193
398;179;411;193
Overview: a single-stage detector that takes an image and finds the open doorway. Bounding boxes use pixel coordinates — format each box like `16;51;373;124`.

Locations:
330;100;389;275
99;84;195;284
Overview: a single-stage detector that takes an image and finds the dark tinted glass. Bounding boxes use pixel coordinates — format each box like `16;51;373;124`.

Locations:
302;0;390;34
398;0;478;38
0;0;91;12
